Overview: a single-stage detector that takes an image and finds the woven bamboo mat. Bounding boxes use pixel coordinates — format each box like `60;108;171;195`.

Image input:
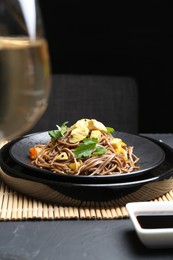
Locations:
0;178;173;221
1;138;173;220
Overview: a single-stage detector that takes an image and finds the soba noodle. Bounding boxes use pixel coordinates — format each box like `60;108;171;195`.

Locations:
29;119;140;176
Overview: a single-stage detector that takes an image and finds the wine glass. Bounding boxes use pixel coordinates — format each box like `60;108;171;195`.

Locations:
0;0;51;145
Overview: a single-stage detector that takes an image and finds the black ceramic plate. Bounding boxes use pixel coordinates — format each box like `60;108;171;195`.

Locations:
0;137;173;204
8;131;165;183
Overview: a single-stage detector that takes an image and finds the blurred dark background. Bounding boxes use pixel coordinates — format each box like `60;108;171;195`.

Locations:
38;0;172;133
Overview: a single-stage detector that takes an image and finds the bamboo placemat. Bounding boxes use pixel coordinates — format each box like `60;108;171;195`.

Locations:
1;137;173;220
0;178;173;221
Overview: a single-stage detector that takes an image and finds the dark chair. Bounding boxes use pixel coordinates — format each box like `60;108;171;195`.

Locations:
29;74;139;134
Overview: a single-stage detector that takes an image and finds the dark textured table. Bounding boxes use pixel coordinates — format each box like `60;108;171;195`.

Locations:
0;134;173;260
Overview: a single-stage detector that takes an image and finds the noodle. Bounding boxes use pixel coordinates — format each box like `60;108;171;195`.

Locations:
29;119;140;176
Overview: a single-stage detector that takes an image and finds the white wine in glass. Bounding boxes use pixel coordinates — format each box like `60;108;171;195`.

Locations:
0;0;51;142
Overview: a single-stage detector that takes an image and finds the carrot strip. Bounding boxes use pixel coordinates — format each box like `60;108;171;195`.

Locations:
29;147;37;159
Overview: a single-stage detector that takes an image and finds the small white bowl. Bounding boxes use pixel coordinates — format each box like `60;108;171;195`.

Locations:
126;201;173;248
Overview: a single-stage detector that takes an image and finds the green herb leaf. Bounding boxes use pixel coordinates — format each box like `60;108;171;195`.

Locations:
48;130;61;140
60;121;69;136
95;145;107;155
48;121;68;140
106;127;115;134
74;138;98;158
83;138;98;145
74;138;107;158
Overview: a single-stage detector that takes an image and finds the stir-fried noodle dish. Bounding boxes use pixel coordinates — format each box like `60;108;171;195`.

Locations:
29;119;140;176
